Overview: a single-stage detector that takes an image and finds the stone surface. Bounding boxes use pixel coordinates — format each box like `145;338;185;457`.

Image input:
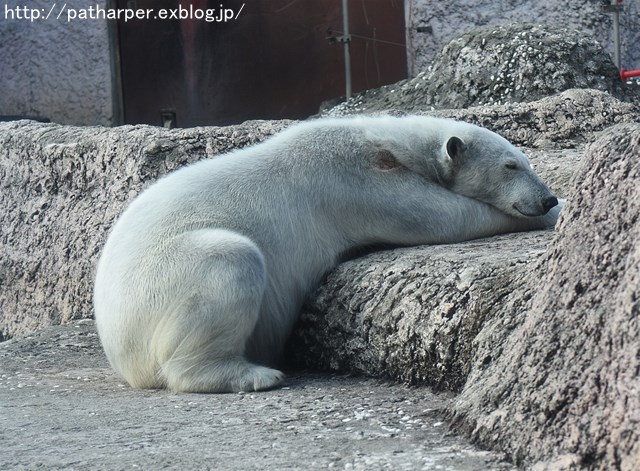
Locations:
327;24;640;117
406;1;640;78
0;0;112;125
330;88;640;150
448;123;640;470
287;231;554;392
0;320;514;471
431;89;640;149
0;119;291;339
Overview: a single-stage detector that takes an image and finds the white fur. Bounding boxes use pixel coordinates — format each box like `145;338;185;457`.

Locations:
94;116;563;393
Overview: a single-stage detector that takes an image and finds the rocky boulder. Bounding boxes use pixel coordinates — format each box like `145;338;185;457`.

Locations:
449;123;640;470
286;231;556;392
325;23;640;117
430;88;640;149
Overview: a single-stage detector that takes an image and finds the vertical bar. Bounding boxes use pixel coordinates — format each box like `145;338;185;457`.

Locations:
405;0;414;77
107;0;124;125
613;6;621;69
342;0;352;99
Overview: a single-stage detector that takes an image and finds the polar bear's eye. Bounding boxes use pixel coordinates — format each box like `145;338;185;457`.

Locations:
505;162;518;170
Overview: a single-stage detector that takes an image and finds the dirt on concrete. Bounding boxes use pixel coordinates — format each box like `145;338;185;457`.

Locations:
0;320;514;470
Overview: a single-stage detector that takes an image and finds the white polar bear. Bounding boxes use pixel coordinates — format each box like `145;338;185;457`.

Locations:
94;116;562;393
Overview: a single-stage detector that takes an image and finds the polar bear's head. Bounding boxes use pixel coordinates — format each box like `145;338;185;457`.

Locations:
362;116;558;218
442;128;558;218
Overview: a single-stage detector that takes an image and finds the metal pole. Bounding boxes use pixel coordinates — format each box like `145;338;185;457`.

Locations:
613;9;621;69
607;0;622;69
342;0;352;99
603;1;623;70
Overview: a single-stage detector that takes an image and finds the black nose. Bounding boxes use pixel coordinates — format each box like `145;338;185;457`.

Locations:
542;196;558;212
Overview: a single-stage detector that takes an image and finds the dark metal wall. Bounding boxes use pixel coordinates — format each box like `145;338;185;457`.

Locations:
115;0;407;127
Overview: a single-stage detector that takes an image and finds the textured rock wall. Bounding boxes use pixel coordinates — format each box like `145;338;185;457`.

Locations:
449;123;640;470
406;0;640;77
286;231;556;392
422;24;635;107
429;89;640;149
0;0;112;125
0;119;289;339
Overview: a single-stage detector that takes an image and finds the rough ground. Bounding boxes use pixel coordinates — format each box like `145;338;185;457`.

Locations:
0;321;513;471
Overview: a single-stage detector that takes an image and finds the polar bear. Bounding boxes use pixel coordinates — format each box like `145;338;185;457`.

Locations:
94;116;562;393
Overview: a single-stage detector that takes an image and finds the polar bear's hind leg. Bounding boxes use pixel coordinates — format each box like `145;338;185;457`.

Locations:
151;229;284;393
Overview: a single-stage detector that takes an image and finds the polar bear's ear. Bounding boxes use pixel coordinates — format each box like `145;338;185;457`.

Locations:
445;136;466;162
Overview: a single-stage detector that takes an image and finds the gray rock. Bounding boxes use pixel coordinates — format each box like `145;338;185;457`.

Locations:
0;0;112;126
431;89;640;149
326;24;640;117
328;87;640;151
350;88;640;150
1;90;638;469
405;0;640;79
449;122;640;470
286;231;555;392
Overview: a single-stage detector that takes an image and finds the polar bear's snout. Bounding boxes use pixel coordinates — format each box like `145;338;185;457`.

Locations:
513;192;559;217
502;161;560;218
542;195;559;212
